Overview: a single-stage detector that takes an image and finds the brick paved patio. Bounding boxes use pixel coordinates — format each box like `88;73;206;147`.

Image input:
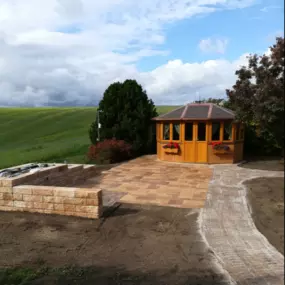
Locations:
81;155;213;208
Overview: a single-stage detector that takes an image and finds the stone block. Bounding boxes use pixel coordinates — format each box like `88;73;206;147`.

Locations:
44;209;54;214
54;197;65;204
63;211;78;217
87;191;101;199
0;187;12;193
2;193;13;200
75;205;97;213
43;196;55;203
13;186;33;195
0;206;14;211
85;198;99;206
33;202;54;210
0;200;14;207
62;198;86;205
54;187;76;197
1;179;13;187
74;190;89;198
13;193;23;201
28;208;45;214
14;201;33;208
54;204;65;211
32;187;54;196
23;195;43;202
63;204;76;212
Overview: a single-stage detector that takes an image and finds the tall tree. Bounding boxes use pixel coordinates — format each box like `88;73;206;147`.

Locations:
89;79;158;155
226;37;284;155
194;98;225;105
193;97;234;109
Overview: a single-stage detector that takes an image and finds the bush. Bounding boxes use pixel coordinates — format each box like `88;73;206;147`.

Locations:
87;139;132;164
244;125;281;157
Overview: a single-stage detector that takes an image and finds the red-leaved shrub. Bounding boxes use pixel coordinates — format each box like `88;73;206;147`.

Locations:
87;139;132;164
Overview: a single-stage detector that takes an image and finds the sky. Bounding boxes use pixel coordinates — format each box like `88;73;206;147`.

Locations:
0;0;284;107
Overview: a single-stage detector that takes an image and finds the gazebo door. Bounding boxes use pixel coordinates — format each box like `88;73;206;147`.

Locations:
184;122;207;163
195;122;207;163
184;122;195;162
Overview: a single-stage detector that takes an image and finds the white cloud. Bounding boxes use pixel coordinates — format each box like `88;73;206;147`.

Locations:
260;5;281;13
198;37;229;54
138;54;249;105
0;0;256;106
266;30;284;43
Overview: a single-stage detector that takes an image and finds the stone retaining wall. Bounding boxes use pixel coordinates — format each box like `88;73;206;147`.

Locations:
0;164;102;219
0;164;98;188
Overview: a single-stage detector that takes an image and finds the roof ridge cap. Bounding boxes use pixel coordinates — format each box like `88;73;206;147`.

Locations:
180;104;188;119
207;103;213;119
215;104;235;116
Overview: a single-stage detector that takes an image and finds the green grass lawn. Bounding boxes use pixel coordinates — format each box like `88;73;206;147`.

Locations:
0;106;178;169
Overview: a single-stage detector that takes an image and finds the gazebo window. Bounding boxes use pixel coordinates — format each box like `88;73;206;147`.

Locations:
172;123;180;140
163;123;170;140
197;122;206;141
211;122;220;141
185;123;193;141
223;122;232;141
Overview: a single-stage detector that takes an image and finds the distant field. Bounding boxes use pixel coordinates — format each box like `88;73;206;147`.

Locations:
0;106;178;169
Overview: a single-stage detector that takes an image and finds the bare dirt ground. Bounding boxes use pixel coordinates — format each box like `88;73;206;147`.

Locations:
242;159;284;255
245;174;284;255
0;204;230;285
240;157;284;172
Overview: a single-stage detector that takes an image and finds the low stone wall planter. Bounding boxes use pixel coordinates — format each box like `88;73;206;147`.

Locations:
0;163;102;219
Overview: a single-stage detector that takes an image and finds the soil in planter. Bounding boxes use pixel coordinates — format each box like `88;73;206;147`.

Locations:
245;176;284;255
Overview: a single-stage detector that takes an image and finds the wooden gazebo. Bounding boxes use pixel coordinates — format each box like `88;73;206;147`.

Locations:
152;103;244;164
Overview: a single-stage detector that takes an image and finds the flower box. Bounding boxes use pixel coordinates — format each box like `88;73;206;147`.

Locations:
210;142;230;155
165;148;179;154
213;149;230;155
163;142;180;154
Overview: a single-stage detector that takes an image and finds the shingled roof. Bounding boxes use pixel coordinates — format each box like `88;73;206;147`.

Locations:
153;103;235;120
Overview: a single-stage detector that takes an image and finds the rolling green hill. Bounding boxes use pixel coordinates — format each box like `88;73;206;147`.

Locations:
0;106;178;169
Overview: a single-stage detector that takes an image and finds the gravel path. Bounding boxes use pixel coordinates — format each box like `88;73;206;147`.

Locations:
200;164;284;285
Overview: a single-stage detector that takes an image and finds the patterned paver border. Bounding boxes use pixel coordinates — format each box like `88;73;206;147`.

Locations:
200;164;284;285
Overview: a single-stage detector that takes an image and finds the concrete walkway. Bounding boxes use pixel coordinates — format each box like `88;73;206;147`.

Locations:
200;164;284;285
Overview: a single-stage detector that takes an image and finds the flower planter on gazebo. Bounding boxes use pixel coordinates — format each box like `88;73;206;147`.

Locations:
165;148;179;154
152;103;244;164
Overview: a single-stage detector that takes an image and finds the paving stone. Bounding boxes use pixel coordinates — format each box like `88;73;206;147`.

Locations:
201;164;284;285
80;155;212;209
